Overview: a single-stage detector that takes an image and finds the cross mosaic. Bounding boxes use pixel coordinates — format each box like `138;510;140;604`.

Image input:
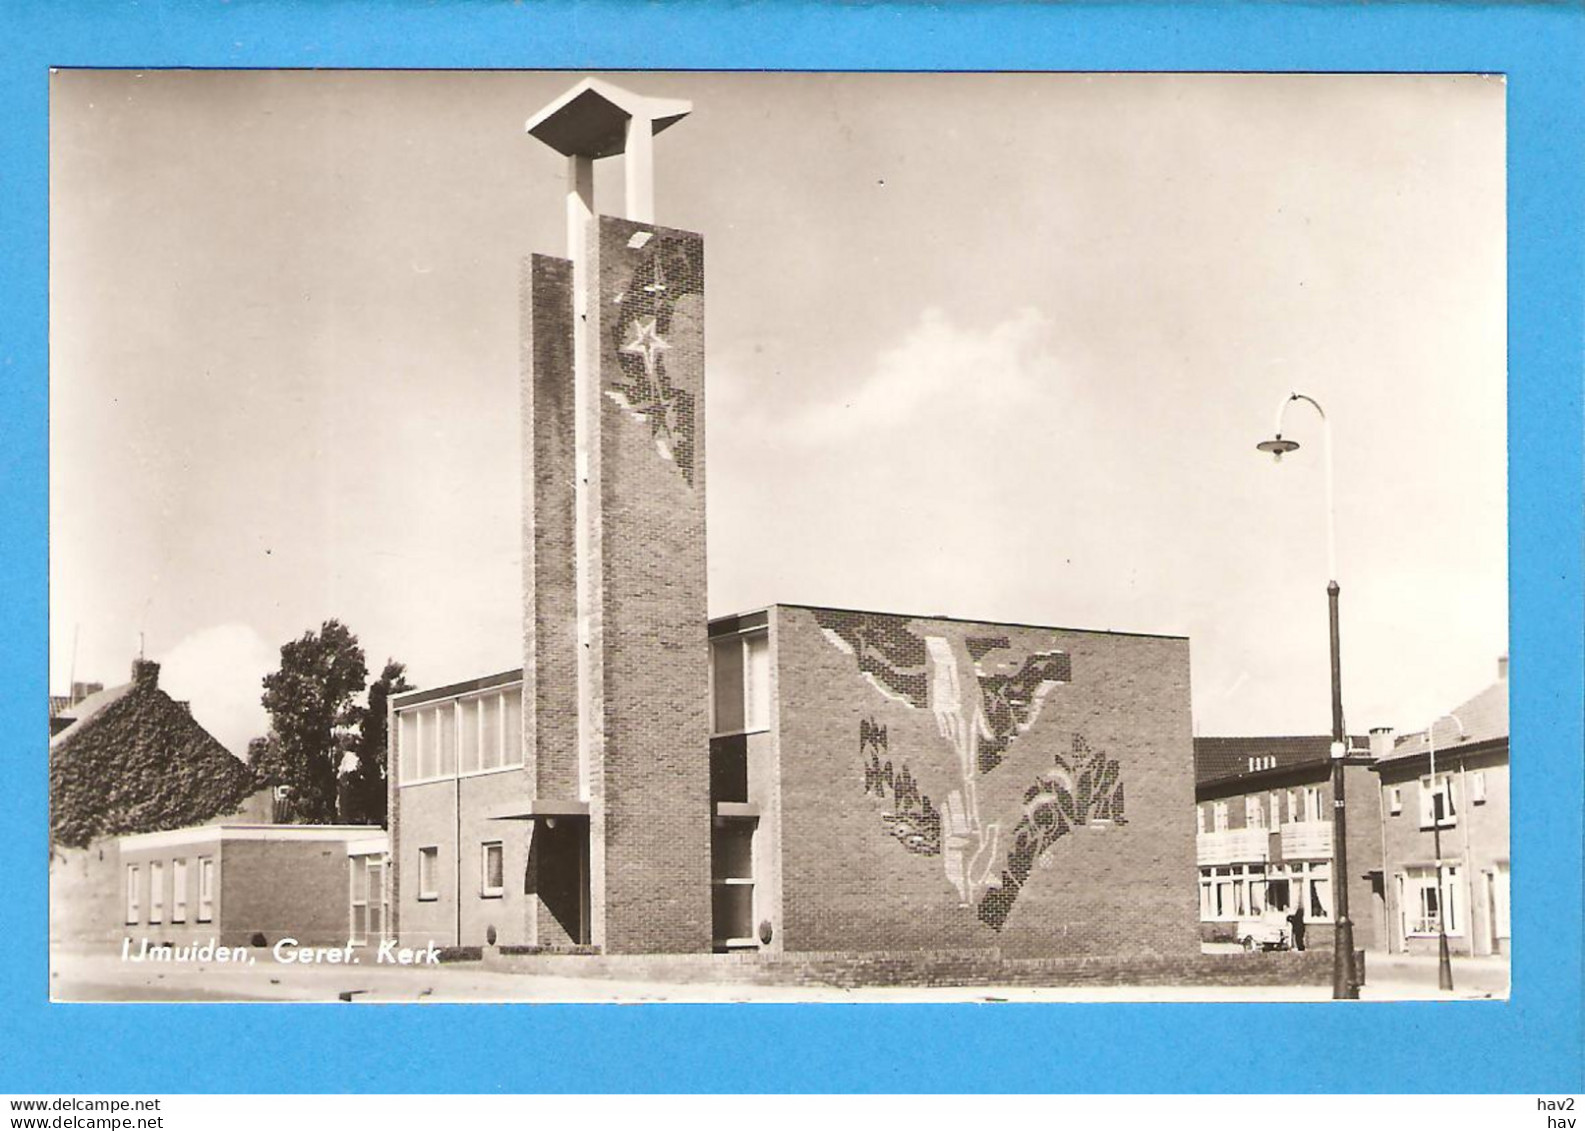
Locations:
606;230;703;487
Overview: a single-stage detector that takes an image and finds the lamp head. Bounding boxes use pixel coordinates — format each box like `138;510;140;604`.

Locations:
1257;435;1300;463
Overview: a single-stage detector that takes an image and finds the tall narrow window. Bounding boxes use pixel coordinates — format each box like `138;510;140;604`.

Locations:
711;819;756;949
480;694;502;771
197;857;215;922
481;842;504;898
744;633;770;731
418;846;440;900
711;637;746;734
417;710;436;780
398;710;419;783
502;688;522;767
171;859;188;923
125;865;140;925
459;697;481;774
149;861;164;924
368;861;387;941
350;857;370;944
435;704;457;776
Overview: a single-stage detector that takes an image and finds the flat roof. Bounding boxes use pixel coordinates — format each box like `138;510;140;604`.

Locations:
119;824;386;852
391;667;522;710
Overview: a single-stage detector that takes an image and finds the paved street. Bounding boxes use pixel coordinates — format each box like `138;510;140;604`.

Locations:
50;945;1508;1004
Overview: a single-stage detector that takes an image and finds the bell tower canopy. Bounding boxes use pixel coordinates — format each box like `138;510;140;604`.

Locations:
525;78;692;160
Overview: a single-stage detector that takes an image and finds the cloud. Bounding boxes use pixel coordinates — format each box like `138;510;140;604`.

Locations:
792;307;1057;442
159;623;277;759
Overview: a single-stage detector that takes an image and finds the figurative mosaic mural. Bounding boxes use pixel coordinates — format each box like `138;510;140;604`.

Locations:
977;734;1127;930
605;228;702;487
816;609;1126;931
862;718;943;856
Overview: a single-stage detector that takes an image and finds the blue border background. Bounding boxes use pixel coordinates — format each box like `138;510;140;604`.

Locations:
3;1;1580;1094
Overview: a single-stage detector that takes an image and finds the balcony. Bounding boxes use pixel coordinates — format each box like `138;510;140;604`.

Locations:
1196;827;1272;866
1279;820;1332;860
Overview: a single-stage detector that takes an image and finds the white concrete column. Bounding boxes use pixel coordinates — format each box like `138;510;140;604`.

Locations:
623;115;655;223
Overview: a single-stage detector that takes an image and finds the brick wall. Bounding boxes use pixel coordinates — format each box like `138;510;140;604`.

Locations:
118;833;224;946
1376;747;1509;955
772;606;1198;959
221;839;353;948
521;255;581;801
583;216;711;954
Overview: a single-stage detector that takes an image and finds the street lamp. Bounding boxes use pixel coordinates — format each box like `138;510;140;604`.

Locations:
1257;392;1358;1000
1426;712;1465;992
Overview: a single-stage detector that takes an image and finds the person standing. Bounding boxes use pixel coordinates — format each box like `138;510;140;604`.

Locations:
1287;900;1307;952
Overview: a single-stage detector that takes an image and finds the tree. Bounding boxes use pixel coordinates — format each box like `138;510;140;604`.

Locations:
339;659;412;827
259;620;367;825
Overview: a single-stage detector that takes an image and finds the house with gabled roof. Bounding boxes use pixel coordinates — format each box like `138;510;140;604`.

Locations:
1370;657;1510;957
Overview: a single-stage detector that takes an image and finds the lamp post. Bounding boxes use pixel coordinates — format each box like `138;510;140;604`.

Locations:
1426;712;1465;992
1256;392;1358;1000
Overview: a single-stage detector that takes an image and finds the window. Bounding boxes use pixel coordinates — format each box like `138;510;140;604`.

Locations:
1419;773;1457;828
125;865;140;925
1301;786;1325;823
460;697;481;774
171;859;187;922
1389;786;1403;815
1269;791;1282;825
1469;771;1486;804
350;857;370;944
1212;801;1229;833
1402;865;1463;936
397;687;524;784
368;861;387;941
502;689;522;768
481;842;504;898
1491;862;1510;940
1286;789;1301;824
1245;795;1265;830
197;857;215;922
711;631;770;736
711;819;756;948
149;861;164;924
398;710;419;784
480;694;501;770
418;846;440;900
435;704;456;776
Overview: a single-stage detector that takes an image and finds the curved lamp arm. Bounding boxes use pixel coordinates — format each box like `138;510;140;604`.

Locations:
1269;392;1337;584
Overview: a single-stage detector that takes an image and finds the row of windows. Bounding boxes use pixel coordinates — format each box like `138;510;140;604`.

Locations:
125;858;214;926
1198;861;1333;923
1201;787;1324;834
1385;772;1486;827
415;842;504;902
396;686;524;785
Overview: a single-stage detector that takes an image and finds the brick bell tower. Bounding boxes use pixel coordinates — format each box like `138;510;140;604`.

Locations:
517;79;711;953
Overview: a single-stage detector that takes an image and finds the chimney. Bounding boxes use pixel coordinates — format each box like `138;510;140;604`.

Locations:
1497;653;1508;682
131;659;160;689
1368;726;1395;761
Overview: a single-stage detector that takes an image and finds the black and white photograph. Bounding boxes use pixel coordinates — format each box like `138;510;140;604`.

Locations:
48;70;1508;1003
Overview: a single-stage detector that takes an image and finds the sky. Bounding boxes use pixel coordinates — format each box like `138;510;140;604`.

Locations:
49;71;1507;757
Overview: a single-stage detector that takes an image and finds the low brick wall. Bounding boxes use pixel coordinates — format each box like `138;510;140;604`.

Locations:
480;946;1364;988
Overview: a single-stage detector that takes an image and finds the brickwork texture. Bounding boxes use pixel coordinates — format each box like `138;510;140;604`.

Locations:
772;606;1199;959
